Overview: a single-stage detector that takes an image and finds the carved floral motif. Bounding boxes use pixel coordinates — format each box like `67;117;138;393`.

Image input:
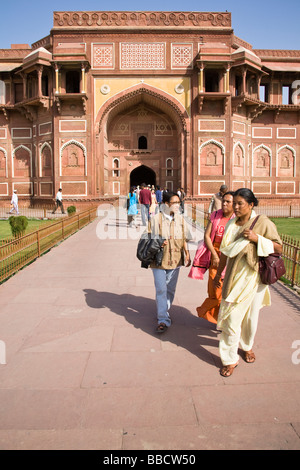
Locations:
53;11;231;28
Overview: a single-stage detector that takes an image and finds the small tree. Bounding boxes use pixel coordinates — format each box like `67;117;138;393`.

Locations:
67;205;76;216
8;216;28;238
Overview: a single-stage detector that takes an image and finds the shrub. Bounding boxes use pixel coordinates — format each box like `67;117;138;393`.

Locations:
67;205;76;216
8;216;29;238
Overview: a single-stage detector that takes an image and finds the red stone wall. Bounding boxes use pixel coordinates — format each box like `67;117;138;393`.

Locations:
0;11;299;206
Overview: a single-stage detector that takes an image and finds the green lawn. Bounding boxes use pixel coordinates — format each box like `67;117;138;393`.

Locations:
0;219;55;241
270;218;300;240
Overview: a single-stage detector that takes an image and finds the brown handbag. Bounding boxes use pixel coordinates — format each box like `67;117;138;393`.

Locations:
248;216;286;285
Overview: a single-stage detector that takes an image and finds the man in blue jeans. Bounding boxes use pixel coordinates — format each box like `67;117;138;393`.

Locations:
146;192;192;333
138;183;151;225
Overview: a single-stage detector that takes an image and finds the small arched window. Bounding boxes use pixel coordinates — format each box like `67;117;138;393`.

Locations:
138;136;147;149
113;158;120;177
166;158;173;176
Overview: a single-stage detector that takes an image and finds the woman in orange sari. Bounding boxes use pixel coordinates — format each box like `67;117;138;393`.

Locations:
196;192;235;324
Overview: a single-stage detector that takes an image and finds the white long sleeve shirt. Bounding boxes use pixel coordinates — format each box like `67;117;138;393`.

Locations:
55;191;62;201
11;193;18;204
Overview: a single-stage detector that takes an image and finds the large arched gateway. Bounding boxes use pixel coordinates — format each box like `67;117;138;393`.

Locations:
130;165;156;188
95;83;191;196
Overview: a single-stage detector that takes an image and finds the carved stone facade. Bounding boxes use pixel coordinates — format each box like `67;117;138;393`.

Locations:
0;11;300;204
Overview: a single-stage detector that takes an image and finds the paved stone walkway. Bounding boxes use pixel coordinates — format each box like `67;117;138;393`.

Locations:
0;209;300;450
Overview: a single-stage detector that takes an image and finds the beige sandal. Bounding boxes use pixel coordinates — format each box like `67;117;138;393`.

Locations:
244;350;256;363
220;362;239;377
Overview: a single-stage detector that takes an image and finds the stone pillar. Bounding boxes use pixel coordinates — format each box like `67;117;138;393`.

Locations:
54;63;59;94
225;65;230;93
10;76;15;104
22;73;27;101
37;66;43;97
199;63;204;93
257;74;262;100
242;67;247;95
269;72;274;104
81;64;86;93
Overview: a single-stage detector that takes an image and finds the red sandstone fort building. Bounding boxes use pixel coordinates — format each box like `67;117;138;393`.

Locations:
0;11;300;204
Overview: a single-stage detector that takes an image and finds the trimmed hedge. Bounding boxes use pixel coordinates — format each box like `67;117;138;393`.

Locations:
67;205;76;215
8;216;29;237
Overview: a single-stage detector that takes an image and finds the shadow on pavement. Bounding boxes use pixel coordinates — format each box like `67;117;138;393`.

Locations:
83;289;221;368
271;283;300;315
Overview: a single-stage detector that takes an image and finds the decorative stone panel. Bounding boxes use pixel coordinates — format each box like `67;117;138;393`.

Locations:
199;120;225;132
53;11;232;28
252;182;271;194
171;44;193;69
92;43;114;69
233;121;246;135
154;121;173;136
12;128;32;139
252;127;272;139
120;43;165;70
39;122;52;136
276;182;295;194
13;145;31;178
0;148;7;177
61;141;86;176
41;143;52;177
0;183;8;195
199;141;224;176
277;127;296;139
277;146;295;177
61;181;87;196
0;127;7;139
232;143;245;177
13;182;33;195
40;182;53;195
59;120;87;132
198;180;226;195
232;181;247;191
252;145;271;177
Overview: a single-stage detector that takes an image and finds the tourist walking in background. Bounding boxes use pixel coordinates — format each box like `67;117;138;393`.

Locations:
147;191;192;333
208;184;228;214
9;189;19;215
193;191;235;324
127;186;138;227
136;185;141;202
213;188;283;377
155;186;163;212
139;183;152;225
52;188;65;214
149;188;158;217
179;187;185;213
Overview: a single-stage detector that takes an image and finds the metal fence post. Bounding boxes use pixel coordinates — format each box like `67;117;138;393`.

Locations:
291;245;299;287
37;230;41;257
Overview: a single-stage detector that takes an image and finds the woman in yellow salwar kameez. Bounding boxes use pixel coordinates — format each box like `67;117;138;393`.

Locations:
214;188;283;377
